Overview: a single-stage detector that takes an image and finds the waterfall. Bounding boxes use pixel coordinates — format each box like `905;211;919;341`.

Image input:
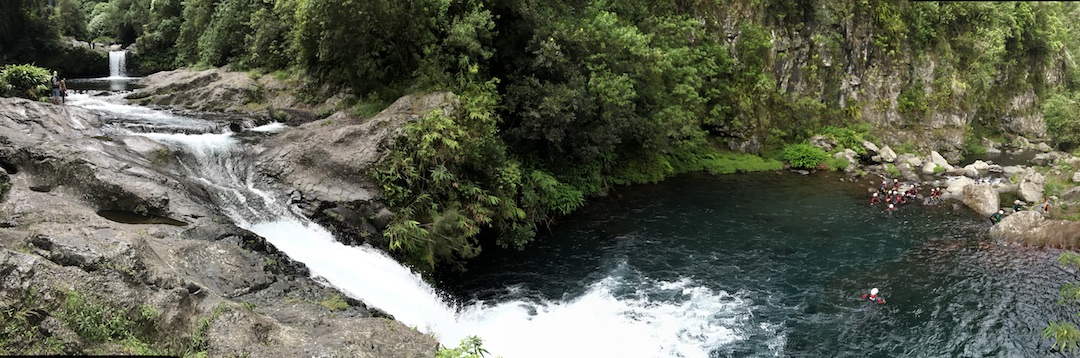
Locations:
70;93;744;358
108;50;127;78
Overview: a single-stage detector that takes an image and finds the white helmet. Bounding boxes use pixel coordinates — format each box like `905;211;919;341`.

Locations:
999;209;1005;214
888;204;894;208
870;288;879;295
1015;200;1021;204
873;192;878;196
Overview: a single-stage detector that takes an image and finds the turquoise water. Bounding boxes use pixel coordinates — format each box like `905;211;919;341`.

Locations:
441;171;1076;357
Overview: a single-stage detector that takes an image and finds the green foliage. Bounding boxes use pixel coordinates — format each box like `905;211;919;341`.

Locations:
437;336;492;358
319;294;349;311
1047;251;1080;353
0;64;51;100
825;156;850;171
1043;92;1080;151
0;288;64;355
819;125;869;155
781;143;828;170
934;164;946;174
963;131;987;155
897;84;928;116
884;163;901;178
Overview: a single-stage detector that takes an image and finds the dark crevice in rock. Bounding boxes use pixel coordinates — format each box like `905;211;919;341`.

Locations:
96;210;188;226
29;185;53;192
0;160;18;174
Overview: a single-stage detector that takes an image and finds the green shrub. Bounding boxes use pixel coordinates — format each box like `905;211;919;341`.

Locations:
934;164;946;174
0;64;52;100
437;336;491;358
825;156;850;171
319;294;349;311
963;131;987;155
701;152;784;174
781;143;828;170
820;125;867;154
885;163;901;177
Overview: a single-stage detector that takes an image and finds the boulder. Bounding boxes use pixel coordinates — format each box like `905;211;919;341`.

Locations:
862;141;880;155
971;160;990;171
945;176;974;196
930;151;954;171
962;183;1000;217
990;211;1080;247
878;145;897;163
1018;171;1046;203
809;135;836;152
1002;166;1026;177
922;162;940;175
988;164;1004;173
904;155;923;168
1073;170;1080;183
1037;142;1053;153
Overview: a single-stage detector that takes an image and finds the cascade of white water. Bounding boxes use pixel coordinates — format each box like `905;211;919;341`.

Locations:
108;51;127;78
74;93;750;358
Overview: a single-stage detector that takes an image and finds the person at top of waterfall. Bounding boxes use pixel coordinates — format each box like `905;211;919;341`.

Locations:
49;71;60;104
1013;200;1024;212
862;288;885;304
990;209;1005;224
870;192;882;206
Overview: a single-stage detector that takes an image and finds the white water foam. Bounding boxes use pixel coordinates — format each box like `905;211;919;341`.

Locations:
78;100;757;358
250;122;287;133
68;93;201;124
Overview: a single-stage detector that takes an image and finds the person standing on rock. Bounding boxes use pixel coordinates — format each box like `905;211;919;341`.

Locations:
49;71;61;104
1043;197;1052;214
1013;200;1025;212
990;209;1004;224
59;77;67;104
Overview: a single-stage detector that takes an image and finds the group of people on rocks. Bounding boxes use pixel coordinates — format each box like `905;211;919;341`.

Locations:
989;197;1052;224
870;179;930;214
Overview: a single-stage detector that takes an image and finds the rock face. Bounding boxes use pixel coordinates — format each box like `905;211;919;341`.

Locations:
0;98;436;356
257;92;458;245
962;183;1000;217
990;211;1080;247
930;151;954;172
1018;171;1046;203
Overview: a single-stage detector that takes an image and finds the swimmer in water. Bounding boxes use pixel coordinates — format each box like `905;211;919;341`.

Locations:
862;288;885;304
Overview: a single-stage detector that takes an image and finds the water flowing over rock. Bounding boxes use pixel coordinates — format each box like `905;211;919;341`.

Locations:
1018;171;1046;203
990;211;1080;248
962;183;999;217
0;97;436;356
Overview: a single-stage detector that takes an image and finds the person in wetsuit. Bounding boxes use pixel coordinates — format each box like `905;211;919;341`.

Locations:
1013;200;1024;212
862;288;885;304
990;209;1004;224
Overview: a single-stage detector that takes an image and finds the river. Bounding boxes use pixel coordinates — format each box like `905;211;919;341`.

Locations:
65;84;1078;357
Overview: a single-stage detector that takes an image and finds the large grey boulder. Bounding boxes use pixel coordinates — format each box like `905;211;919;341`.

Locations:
962;183;999;217
930;151;954;171
990;211;1080;247
944;176;974;196
1073;170;1080;183
878;145;897;163
1018;171;1046;203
